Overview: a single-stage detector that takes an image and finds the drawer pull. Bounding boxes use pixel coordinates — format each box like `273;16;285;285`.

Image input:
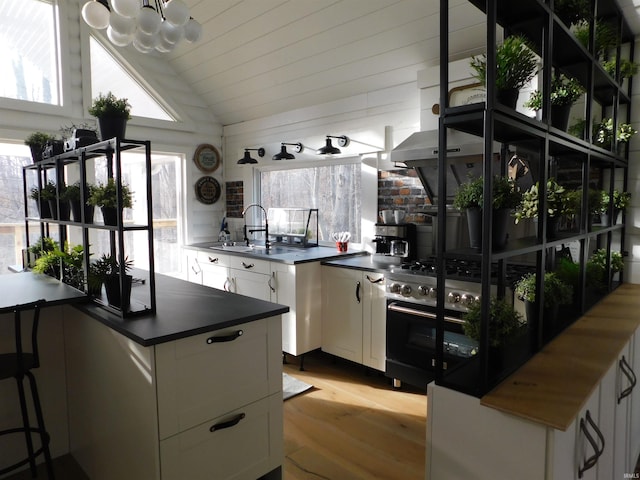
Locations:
366;274;384;284
578;410;604;478
206;330;243;344
242;262;255;269
208;256;219;264
209;413;245;432
618;355;637;403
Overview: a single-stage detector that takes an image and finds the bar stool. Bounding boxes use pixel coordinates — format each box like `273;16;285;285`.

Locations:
0;299;55;479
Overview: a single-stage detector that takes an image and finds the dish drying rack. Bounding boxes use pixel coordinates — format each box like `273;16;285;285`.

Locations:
267;208;318;247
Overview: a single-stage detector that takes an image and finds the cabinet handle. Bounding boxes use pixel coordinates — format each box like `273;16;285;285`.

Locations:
192;258;202;274
578;410;605;478
208;256;219;264
366;274;384;284
209;412;245;432
355;281;361;303
242;262;254;269
618;355;637;403
206;330;243;344
223;278;230;292
268;272;276;293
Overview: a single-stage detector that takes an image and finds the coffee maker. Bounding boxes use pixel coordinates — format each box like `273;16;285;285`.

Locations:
372;223;417;262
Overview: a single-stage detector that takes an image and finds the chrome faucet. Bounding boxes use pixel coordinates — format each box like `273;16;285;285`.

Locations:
242;203;270;250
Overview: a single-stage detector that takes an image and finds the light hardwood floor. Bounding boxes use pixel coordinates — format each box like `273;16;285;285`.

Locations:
282;350;427;480
3;350;427;480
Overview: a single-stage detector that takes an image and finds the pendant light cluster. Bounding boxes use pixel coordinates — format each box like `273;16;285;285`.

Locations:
81;0;202;54
237;135;360;164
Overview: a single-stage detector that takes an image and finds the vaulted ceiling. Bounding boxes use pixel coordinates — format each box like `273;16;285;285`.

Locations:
164;0;640;126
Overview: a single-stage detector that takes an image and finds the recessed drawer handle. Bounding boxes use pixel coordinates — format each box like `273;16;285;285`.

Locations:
242;262;254;269
209;413;245;432
206;330;243;344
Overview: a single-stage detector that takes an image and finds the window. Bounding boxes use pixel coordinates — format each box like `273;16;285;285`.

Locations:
90;37;174;121
0;0;60;104
259;160;362;244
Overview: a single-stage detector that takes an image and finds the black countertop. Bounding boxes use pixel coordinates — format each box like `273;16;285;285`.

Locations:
321;254;398;273
75;271;289;347
0;272;88;313
186;242;365;265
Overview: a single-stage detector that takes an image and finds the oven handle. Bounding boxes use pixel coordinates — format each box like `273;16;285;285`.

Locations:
387;302;466;326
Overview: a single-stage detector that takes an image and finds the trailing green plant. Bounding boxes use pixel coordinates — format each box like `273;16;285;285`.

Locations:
555;257;581;292
574;20;618;59
589;248;623;273
524;74;585;110
37;181;58;201
612;190;631;210
470;35;538;91
462;297;525;348
603;58;640;80
32;242;86;290
88;92;132;120
24;131;55;148
514;272;573;308
453;176;521;210
88;178;133;209
514;178;568;223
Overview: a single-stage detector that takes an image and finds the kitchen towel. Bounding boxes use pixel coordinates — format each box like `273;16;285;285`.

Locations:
283;372;313;401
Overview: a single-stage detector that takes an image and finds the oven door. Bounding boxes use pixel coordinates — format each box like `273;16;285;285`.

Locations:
385;300;478;388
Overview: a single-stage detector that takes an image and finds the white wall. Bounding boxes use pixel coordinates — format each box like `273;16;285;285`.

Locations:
0;0;223;248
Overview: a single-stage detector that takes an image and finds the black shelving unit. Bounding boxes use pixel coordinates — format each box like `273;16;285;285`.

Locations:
23;138;156;318
436;0;632;396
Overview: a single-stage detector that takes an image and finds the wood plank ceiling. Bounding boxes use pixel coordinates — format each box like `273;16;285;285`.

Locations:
167;0;487;126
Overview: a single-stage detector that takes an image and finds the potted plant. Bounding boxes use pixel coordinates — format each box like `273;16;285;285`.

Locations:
62;182;96;223
92;253;134;311
24;132;55;163
88;91;132;142
599;189;629;224
470;35;538;108
553;0;591;27
514;178;568;239
574;20;618;60
32;241;84;290
603;58;640;82
453;175;522;250
24;236;57;268
36;181;59;219
587;248;623;291
29;185;52;219
88;178;133;226
514;272;573;339
524;74;585;130
462;297;526;369
52;182;71;221
593;118;637;152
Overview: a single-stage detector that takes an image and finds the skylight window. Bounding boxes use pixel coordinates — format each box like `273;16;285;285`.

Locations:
89;37;175;121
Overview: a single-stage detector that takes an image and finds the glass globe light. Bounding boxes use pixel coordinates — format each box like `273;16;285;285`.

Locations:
156;36;176;53
164;0;190;26
107;26;133;47
110;12;136;35
160;20;184;45
111;0;138;18
133;37;154;53
81;0;110;30
184;18;202;43
135;28;158;49
137;4;161;35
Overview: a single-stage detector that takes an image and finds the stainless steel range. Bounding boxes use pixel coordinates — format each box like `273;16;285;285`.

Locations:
384;258;533;389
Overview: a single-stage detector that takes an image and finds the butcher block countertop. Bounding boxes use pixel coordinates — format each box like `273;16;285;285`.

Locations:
481;283;640;431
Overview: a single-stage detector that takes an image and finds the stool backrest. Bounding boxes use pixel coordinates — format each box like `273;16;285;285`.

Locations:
8;299;46;372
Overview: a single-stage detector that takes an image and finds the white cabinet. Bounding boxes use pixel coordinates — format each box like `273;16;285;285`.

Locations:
197;251;231;291
271;261;322;357
226;256;272;301
65;308;283;480
186;251;203;285
321;266;386;370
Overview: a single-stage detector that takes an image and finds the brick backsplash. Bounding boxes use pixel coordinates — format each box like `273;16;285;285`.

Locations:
378;169;431;224
225;181;244;218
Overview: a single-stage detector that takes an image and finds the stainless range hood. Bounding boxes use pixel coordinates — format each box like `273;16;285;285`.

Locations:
390;129;498;205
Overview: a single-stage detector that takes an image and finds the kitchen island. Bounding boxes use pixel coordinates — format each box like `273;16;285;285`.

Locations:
0;271;288;480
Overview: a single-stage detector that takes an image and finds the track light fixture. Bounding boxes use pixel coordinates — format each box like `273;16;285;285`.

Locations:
81;0;202;54
272;142;303;160
237;147;265;165
316;135;350;155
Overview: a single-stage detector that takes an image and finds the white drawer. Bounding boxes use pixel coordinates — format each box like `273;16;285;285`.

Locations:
155;316;282;439
227;255;271;275
196;250;230;268
160;393;283;480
